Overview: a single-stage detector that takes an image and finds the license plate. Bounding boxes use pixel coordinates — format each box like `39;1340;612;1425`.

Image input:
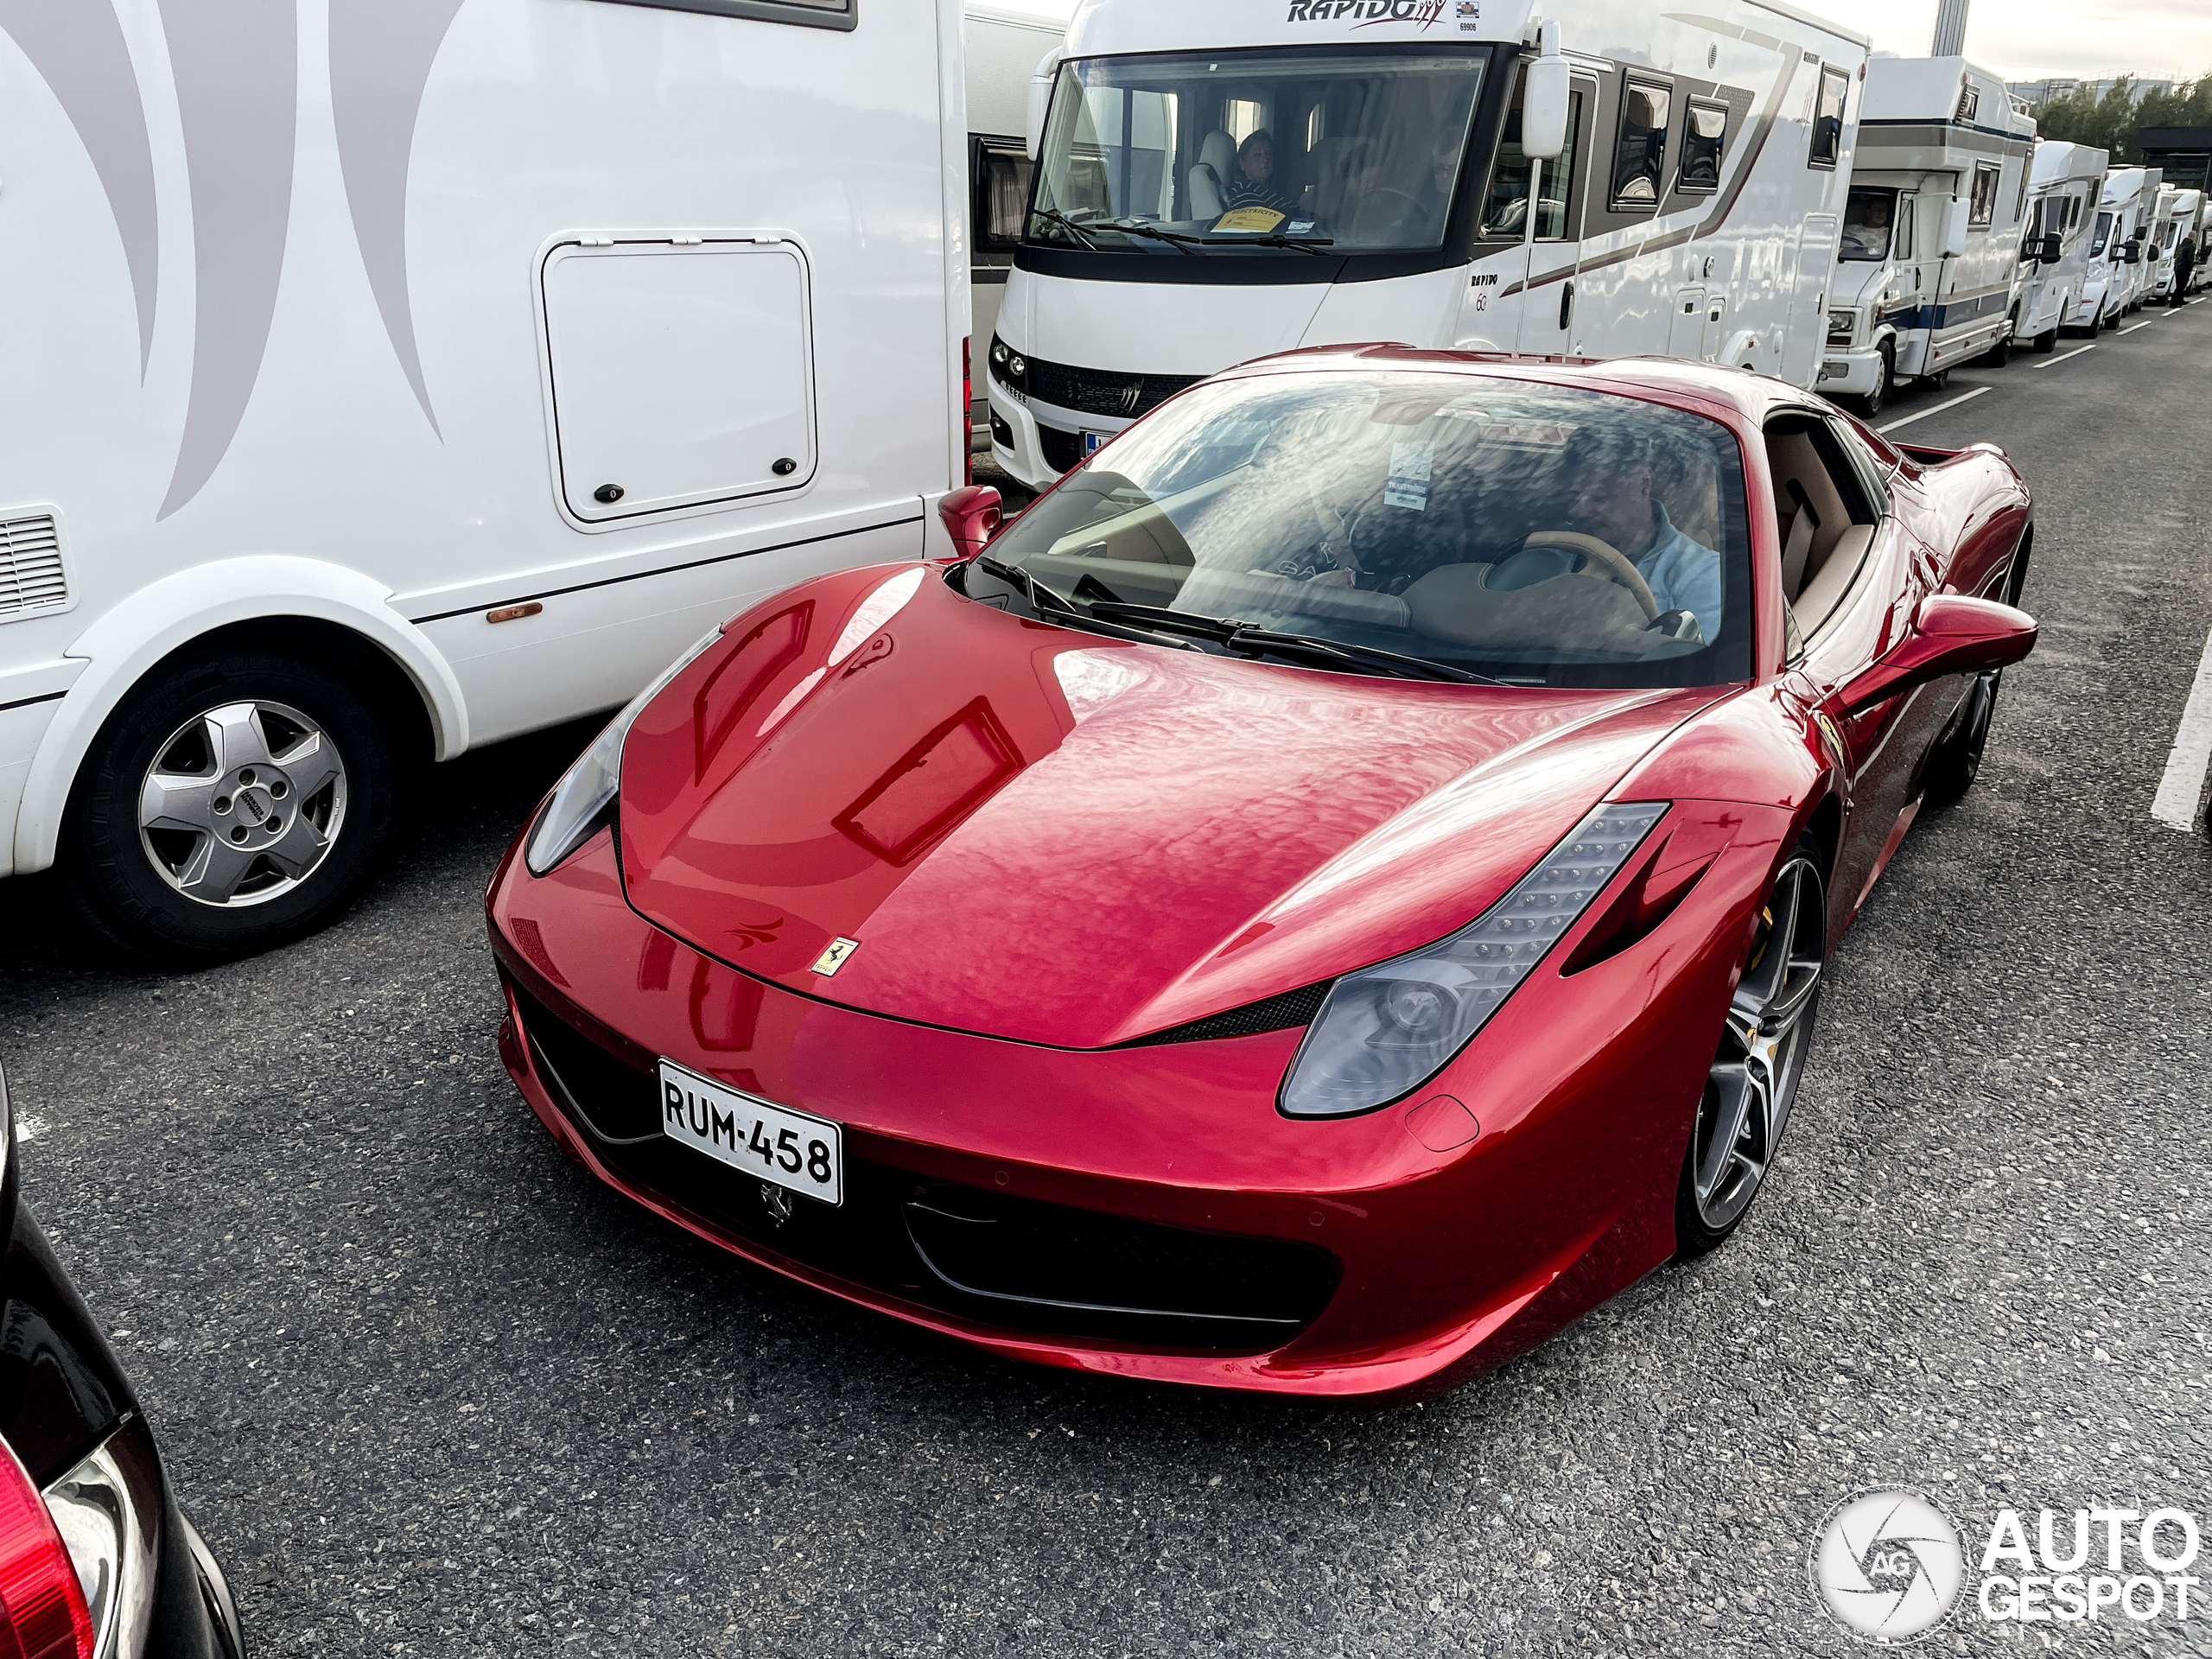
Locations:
1081;430;1104;455
657;1060;843;1206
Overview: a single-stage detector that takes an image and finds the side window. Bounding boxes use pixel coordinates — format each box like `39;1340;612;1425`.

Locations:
1766;412;1880;635
1895;196;1915;261
1808;66;1847;169
1968;162;2000;228
1611;77;1671;208
972;140;1034;265
594;0;855;26
1954;85;1980;124
1680;99;1727;193
1483;71;1583;239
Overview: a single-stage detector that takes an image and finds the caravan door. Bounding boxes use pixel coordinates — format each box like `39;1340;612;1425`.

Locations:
1515;70;1597;356
1779;213;1840;385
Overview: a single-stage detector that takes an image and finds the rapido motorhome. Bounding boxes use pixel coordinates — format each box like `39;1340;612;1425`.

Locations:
2070;166;2161;330
0;0;972;961
985;0;1869;489
1816;55;2035;416
966;5;1064;442
2012;141;2109;351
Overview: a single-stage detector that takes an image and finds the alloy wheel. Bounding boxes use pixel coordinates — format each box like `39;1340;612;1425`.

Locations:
137;700;349;907
1689;855;1825;1233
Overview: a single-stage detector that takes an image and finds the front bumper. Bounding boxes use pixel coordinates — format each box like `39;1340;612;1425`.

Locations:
486;803;1789;1399
984;378;1133;493
1818;346;1884;396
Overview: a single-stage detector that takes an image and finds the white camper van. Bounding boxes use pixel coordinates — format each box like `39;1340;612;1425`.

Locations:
0;0;972;961
2012;141;2109;351
985;0;1869;490
1816;55;2035;415
2147;186;2205;302
965;5;1063;442
2070;167;2159;329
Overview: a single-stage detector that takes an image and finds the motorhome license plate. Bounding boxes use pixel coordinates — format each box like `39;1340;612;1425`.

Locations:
657;1060;843;1206
1081;430;1104;456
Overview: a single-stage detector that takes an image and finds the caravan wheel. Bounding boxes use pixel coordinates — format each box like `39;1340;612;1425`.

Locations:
1852;342;1895;418
1983;323;2013;368
2032;328;2057;354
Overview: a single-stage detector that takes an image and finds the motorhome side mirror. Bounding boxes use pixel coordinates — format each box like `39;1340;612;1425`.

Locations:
1522;56;1572;162
1941;197;1972;258
1836;594;2037;717
1025;51;1060;162
2037;233;2063;264
938;485;1003;561
2122;244;2142;264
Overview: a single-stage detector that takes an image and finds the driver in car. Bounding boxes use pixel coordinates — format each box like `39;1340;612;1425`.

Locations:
1561;430;1722;640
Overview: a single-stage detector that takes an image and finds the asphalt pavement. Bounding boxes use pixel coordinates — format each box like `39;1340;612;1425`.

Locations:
5;302;2212;1658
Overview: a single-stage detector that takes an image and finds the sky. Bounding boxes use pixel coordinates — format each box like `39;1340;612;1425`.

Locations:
981;0;2212;86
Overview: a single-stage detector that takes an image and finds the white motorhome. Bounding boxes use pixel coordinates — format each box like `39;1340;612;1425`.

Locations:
985;0;1868;490
0;0;972;961
965;5;1063;444
1816;55;2035;415
2147;186;2205;302
2012;140;2109;351
2069;166;2160;329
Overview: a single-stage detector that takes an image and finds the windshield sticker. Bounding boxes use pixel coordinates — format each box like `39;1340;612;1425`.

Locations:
1385;443;1432;510
1214;207;1288;232
1287;219;1318;233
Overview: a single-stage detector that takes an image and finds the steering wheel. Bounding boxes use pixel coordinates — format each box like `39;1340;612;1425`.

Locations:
1522;531;1660;620
1357;187;1427;233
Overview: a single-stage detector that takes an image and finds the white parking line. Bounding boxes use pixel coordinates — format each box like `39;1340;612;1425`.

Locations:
1876;385;1991;433
2032;343;2098;370
2119;316;2165;335
2152;626;2212;832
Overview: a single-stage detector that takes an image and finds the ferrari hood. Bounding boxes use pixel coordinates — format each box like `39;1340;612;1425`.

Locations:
616;565;1721;1050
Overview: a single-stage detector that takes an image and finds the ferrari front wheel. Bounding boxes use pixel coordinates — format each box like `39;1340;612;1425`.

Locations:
1675;849;1826;1256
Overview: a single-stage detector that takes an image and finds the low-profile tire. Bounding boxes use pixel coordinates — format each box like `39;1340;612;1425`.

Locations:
1675;845;1825;1257
58;648;402;965
2033;327;2057;354
1922;670;2001;810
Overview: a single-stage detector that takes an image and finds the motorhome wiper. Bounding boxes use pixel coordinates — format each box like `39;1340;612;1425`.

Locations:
1028;207;1102;251
1222;232;1335;256
1083;602;1497;683
1098;218;1204;255
970;559;1199;651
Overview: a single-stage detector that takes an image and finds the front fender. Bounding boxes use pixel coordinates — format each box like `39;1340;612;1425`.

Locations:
12;555;467;874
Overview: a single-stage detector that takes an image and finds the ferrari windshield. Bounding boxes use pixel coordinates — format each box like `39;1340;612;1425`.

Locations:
974;373;1753;689
1027;47;1492;255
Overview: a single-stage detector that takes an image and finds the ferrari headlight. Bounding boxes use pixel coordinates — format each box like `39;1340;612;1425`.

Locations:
524;626;724;875
1279;803;1669;1118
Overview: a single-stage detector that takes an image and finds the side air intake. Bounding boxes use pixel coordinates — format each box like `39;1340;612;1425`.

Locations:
1115;982;1334;1049
0;512;67;620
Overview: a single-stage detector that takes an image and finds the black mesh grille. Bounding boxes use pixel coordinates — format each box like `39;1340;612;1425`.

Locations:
507;976;1337;1351
1027;356;1204;420
1116;982;1334;1049
1035;422;1088;474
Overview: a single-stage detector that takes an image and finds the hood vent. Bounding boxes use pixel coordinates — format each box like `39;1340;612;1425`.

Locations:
0;512;67;620
1115;981;1334;1049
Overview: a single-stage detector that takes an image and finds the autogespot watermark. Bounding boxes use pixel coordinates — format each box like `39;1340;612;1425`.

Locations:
1809;1487;2209;1643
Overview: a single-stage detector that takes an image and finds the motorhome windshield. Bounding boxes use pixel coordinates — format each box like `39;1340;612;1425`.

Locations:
1027;47;1492;257
1840;188;1897;261
2091;211;2113;256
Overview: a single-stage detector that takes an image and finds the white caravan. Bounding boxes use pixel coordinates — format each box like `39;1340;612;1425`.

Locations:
2069;166;2159;329
2012;141;2109;352
965;5;1063;444
1816;55;2035;415
985;0;1868;490
0;0;971;961
2146;186;2205;302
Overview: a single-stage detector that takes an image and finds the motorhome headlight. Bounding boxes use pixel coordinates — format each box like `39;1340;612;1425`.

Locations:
990;340;1007;367
1278;803;1669;1118
1007;353;1027;379
524;626;725;876
1827;308;1857;344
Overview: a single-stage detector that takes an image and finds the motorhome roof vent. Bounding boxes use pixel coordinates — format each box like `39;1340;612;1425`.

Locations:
0;512;65;619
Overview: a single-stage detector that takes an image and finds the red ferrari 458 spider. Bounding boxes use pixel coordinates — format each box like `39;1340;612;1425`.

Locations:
487;347;2036;1400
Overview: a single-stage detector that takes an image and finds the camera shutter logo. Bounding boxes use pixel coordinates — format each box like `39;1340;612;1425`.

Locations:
1809;1487;1966;1643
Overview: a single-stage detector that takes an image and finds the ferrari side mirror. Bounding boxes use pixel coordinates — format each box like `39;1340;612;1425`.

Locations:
938;485;1003;561
1836;594;2037;717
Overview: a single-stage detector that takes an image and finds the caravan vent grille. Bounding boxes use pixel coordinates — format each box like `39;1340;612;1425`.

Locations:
0;513;65;617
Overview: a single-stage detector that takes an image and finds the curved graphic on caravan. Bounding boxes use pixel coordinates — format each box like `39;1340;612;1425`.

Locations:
330;0;469;440
0;0;160;378
154;0;299;521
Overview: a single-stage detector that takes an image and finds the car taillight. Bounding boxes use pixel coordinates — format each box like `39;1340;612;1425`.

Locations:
0;1440;92;1659
963;336;974;486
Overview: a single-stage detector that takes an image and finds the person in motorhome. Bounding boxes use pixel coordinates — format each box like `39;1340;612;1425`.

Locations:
1561;429;1723;639
1223;130;1293;218
1840;191;1894;259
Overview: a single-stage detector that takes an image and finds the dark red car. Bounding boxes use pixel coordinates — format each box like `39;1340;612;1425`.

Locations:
487;348;2035;1400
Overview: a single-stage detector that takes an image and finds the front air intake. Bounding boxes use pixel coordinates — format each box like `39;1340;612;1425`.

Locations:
0;512;66;619
1115;982;1334;1049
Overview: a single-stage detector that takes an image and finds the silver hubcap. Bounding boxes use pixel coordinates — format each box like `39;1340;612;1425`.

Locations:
1692;855;1825;1232
137;701;348;908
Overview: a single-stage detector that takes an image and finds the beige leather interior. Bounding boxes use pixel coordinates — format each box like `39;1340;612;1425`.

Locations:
1189;130;1236;218
1764;429;1853;601
1791;523;1873;637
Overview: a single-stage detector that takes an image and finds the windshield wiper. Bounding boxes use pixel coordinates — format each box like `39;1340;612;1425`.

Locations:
1028;207;1101;251
1083;601;1498;683
1217;232;1335;256
969;559;1199;651
1099;218;1205;255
